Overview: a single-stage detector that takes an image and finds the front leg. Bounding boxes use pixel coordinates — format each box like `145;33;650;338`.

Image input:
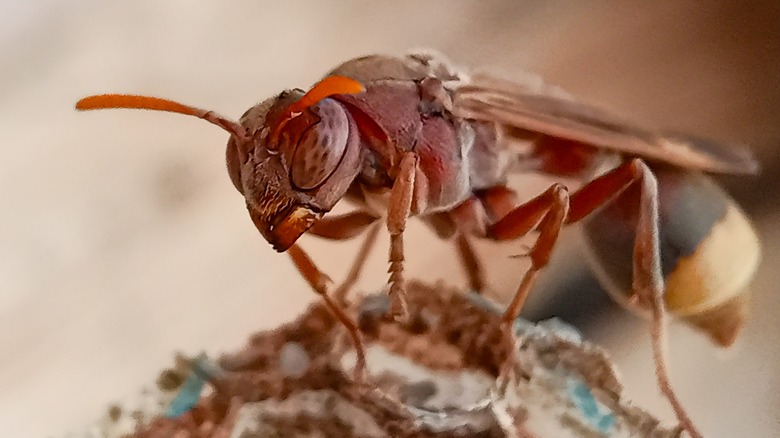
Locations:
286;244;368;383
386;152;422;320
308;211;382;305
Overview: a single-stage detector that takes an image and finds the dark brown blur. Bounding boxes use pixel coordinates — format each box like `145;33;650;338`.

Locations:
0;1;777;436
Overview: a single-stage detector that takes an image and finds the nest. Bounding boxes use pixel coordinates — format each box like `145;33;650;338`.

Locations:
79;281;679;438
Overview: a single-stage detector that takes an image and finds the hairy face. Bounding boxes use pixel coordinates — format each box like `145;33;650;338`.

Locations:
226;89;362;251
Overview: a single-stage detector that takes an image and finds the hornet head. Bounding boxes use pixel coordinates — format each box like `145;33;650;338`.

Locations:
76;76;365;251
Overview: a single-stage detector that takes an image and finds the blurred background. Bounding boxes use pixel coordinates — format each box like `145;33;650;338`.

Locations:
1;1;778;436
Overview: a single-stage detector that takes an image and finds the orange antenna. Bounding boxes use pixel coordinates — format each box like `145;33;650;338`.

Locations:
76;94;246;139
270;76;364;143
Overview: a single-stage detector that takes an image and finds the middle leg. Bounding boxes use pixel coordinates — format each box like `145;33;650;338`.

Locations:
449;186;521;295
487;183;570;384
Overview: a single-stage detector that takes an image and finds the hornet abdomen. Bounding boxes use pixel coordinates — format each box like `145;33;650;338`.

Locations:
582;165;760;346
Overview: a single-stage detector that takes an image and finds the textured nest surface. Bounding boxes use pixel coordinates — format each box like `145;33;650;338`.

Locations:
78;281;680;438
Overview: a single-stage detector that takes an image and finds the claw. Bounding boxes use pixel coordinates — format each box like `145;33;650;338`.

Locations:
508;244;532;259
386;281;410;323
496;321;517;393
352;360;368;386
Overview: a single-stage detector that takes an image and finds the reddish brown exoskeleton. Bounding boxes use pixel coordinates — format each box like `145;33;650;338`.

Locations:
76;51;761;437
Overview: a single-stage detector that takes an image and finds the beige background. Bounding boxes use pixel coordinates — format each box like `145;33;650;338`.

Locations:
1;1;779;437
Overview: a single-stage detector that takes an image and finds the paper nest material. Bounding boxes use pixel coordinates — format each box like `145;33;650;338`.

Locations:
65;281;680;438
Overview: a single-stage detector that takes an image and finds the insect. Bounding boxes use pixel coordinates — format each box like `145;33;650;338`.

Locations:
76;51;760;437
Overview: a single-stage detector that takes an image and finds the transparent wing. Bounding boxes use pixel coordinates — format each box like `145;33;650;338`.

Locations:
454;74;758;175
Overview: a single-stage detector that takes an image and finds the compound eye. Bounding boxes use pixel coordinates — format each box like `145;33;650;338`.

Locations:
225;137;244;194
288;100;349;190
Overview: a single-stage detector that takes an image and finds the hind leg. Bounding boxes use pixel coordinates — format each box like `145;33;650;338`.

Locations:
487;159;700;437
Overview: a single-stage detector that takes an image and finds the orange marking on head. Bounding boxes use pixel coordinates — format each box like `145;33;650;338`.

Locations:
270;76;364;146
288;76;364;114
